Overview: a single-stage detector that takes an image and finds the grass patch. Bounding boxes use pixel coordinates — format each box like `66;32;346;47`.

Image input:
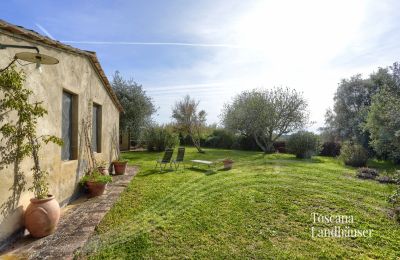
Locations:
83;148;400;259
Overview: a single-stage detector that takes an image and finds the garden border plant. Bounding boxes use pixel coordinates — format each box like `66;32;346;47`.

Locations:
287;131;321;159
339;141;369;167
141;123;179;152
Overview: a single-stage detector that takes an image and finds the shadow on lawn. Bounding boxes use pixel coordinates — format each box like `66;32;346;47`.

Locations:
263;156;324;164
189;167;220;175
189;166;232;175
140;166;228;177
140;168;175;176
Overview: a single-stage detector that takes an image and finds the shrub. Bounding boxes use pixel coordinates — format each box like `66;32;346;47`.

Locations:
79;169;112;185
339;142;369;167
320;142;341;157
287;131;321;159
231;135;261;151
356;167;379;180
204;129;235;149
377;176;398;184
142;124;179;152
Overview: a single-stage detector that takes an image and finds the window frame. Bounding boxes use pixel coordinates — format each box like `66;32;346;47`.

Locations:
61;90;78;161
92;102;102;153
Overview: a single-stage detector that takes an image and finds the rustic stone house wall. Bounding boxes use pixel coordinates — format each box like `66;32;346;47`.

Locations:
0;20;123;247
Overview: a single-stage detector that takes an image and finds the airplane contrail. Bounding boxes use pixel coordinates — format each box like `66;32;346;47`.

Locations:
146;82;229;91
35;23;55;39
61;40;242;48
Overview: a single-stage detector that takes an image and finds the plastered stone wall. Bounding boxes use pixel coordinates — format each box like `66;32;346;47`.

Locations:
0;32;120;245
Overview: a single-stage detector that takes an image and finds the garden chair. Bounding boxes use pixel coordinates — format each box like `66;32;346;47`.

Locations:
155;148;174;171
171;147;185;170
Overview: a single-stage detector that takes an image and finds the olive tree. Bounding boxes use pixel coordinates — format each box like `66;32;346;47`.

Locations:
111;71;156;140
222;87;309;153
172;95;206;153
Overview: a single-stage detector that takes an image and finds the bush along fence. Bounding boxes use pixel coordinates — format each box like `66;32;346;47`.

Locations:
178;129;346;158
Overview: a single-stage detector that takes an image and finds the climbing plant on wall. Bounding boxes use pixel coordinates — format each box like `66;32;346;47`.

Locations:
0;65;62;215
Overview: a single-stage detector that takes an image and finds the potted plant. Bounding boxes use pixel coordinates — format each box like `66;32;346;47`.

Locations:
79;104;112;197
113;158;128;175
222;158;234;170
97;159;109;175
24;136;63;238
111;135;128;175
80;168;112;197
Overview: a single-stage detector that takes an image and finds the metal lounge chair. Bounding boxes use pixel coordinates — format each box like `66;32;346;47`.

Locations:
155;148;174;171
171;147;185;170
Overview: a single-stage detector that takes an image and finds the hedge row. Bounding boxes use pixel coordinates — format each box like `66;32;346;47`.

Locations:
179;129;342;157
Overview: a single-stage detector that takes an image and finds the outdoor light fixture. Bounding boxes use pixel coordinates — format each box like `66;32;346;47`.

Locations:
0;43;59;73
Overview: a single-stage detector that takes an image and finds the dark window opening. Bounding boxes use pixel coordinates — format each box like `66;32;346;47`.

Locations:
62;91;78;160
92;103;102;153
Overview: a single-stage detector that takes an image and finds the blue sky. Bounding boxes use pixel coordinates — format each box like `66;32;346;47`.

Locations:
3;0;400;130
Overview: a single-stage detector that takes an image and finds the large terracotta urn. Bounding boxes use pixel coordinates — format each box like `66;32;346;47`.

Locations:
24;195;60;238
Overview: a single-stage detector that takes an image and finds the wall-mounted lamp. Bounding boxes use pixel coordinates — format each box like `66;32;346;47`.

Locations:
0;44;59;73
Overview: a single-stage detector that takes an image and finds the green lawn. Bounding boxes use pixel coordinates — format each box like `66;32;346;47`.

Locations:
82;148;400;259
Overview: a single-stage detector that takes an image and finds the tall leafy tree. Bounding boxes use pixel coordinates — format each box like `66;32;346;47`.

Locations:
322;63;400;151
111;71;156;140
365;73;400;163
222;87;309;153
172;95;206;153
325;75;373;145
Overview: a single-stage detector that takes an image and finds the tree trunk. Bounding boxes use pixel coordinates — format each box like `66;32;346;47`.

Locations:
190;135;205;153
253;134;267;152
264;142;275;153
254;134;275;153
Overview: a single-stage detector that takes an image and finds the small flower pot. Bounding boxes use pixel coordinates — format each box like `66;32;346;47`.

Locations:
113;161;127;175
86;181;107;198
24;195;60;238
98;166;109;175
223;160;234;170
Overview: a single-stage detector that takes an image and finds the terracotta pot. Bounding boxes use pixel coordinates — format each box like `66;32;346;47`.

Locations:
87;181;107;198
113;161;127;175
24;195;60;238
98;166;109;175
223;161;234;170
